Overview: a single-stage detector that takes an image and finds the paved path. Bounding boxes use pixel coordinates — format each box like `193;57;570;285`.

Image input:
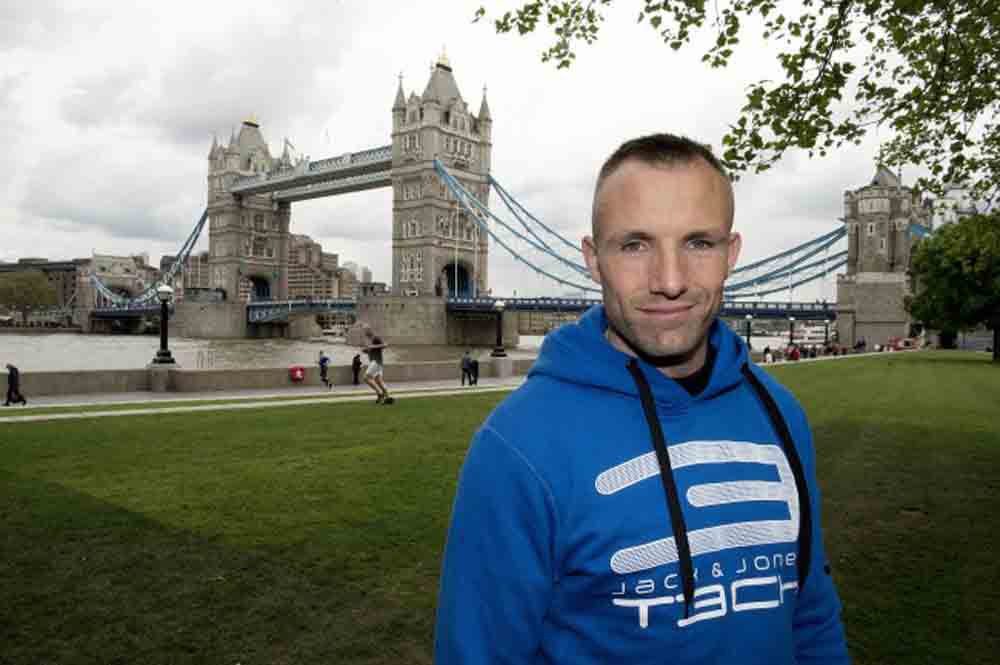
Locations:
0;376;527;424
0;350;898;425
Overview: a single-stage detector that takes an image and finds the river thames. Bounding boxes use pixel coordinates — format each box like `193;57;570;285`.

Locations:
0;329;803;373
0;332;546;372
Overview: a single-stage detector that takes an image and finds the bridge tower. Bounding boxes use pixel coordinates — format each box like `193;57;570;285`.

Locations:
390;51;492;297
206;118;294;302
836;166;932;347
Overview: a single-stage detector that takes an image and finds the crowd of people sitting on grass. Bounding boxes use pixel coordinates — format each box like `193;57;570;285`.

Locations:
758;335;922;363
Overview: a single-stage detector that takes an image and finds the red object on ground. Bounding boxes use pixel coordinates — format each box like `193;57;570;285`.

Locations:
289;366;305;382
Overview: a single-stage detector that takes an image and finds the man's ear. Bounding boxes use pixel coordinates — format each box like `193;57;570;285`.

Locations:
726;232;742;275
583;236;602;285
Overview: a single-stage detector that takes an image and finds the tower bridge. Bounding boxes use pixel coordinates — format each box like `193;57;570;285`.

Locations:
80;50;927;348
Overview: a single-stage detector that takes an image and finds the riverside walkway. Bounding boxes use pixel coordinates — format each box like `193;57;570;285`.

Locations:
0;375;528;424
0;350;897;425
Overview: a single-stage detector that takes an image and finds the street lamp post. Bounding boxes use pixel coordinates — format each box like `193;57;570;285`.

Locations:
744;314;753;349
152;284;175;364
491;299;507;357
824;318;831;346
788;316;796;347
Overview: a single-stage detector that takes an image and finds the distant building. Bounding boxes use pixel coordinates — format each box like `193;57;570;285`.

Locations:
358;281;389;297
932;183;977;229
361;266;372;283
0;258;87;308
836;167;933;348
287;234;342;299
160;251;211;301
338;266;360;299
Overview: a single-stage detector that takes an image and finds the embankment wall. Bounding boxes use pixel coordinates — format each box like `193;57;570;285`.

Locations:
18;358;536;397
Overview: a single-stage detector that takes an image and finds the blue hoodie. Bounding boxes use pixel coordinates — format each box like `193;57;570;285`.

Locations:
435;306;850;664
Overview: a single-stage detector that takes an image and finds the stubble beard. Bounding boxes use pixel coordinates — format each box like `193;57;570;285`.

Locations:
604;290;721;367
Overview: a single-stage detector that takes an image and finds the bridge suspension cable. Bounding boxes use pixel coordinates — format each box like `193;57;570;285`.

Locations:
434;161;601;294
488;175;584;257
90;208;209;307
438;162;849;300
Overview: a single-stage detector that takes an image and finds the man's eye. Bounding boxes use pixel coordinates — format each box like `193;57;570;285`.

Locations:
687;238;716;251
621;240;645;253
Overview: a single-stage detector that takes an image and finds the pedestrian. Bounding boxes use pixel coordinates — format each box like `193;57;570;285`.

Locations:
362;327;394;405
461;351;475;386
435;133;850;663
470;357;479;385
318;350;332;389
4;363;27;406
351;353;362;385
763;345;773;364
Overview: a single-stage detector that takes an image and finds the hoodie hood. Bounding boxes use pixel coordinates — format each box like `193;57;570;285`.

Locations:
529;305;749;404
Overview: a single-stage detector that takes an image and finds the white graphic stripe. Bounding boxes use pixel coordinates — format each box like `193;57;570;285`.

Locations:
610;520;798;574
599;441;800;575
594;452;659;495
687;480;792;507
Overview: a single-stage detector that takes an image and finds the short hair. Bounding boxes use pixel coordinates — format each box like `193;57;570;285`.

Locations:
591;133;734;238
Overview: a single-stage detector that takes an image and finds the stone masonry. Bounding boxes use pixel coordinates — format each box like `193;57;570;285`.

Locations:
836;167;932;347
390;51;492;298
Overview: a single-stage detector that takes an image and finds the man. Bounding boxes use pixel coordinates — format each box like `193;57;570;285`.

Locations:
435;134;850;663
362;327;394;405
461;351;475;386
4;362;27;406
318;350;332;389
351;353;362;385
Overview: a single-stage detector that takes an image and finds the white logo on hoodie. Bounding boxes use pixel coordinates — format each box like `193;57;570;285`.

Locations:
595;440;800;574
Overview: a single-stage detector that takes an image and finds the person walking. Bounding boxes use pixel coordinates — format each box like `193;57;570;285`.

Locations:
4;363;27;406
351;353;362;385
461;351;475;386
318;350;332;389
362;327;394;404
435;134;850;664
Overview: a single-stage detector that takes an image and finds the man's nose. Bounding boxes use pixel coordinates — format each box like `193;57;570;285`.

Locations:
648;245;688;298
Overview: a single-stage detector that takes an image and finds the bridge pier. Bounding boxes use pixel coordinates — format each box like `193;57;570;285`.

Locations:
447;311;520;348
173;302;248;338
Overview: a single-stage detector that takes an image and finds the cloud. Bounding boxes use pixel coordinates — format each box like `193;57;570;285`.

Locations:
61;65;147;129
0;1;102;50
20;138;204;244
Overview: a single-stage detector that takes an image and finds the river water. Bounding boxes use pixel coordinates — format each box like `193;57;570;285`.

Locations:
0;332;545;372
0;330;812;373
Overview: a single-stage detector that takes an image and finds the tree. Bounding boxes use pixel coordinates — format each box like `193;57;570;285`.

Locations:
0;270;58;323
906;212;1000;362
474;1;1000;205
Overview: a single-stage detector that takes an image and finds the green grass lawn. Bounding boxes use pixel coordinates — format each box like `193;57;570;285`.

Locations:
1;351;997;664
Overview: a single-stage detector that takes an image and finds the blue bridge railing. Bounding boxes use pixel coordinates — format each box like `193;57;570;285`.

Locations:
247;298;357;323
447;297;837;320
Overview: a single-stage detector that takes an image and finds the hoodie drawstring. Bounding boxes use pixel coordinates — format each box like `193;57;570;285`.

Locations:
741;364;813;594
625;359;813;620
626;358;696;618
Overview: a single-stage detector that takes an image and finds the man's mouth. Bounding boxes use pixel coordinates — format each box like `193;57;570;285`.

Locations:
635;302;697;319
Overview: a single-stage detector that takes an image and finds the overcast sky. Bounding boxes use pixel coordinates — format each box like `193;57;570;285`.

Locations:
0;0;902;301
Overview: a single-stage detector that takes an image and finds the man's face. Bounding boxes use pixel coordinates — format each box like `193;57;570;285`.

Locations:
583;158;741;375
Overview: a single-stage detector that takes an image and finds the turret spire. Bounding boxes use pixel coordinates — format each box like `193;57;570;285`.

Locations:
437;45;450;69
393;72;406;110
479;84;492;120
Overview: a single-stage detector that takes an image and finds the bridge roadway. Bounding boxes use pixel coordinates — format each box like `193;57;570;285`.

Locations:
242;297;837;324
87;297;836;325
228;145;392;202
